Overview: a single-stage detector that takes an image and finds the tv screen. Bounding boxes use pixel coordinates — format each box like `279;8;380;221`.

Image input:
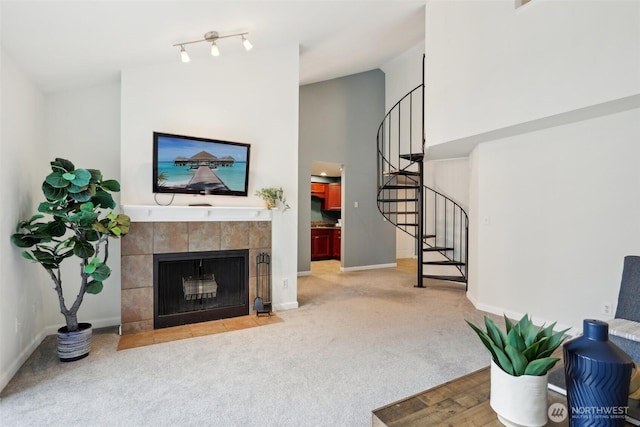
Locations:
153;132;251;196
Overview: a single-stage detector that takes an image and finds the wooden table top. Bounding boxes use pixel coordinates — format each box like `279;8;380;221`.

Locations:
371;365;635;427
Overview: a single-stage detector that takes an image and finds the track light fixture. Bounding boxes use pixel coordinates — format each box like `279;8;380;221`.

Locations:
173;30;252;62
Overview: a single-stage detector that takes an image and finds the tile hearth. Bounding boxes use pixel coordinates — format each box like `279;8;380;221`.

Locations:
117;314;282;350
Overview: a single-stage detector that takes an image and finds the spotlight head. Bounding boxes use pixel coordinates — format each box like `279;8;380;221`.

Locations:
210;42;220;57
242;35;253;51
180;45;190;63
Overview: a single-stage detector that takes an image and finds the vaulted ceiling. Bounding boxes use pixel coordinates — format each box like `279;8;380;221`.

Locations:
1;1;425;94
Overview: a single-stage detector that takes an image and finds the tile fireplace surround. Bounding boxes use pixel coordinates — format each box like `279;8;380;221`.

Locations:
120;206;272;335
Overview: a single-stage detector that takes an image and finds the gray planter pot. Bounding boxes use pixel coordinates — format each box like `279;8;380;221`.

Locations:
57;322;92;362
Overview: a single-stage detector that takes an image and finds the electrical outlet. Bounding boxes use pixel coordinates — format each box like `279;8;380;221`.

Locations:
283;279;288;289
601;302;613;316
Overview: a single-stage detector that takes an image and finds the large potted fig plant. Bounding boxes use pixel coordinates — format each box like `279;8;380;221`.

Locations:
11;158;130;361
467;314;569;427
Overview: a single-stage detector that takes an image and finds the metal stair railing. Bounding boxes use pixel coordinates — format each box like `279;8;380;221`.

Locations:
375;59;468;288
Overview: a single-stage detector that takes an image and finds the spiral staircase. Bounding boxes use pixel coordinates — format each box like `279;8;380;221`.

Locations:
376;63;469;289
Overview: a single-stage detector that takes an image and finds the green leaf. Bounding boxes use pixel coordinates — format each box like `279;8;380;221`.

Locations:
70;168;91;187
88;169;103;183
21;251;37;262
524;324;540;347
67;183;86;194
79;202;95;212
68;189;92;203
100;179;121;192
84;263;96;274
72;240;95;259
484;316;506;349
47;220;67;237
42;181;67;201
522;341;540;361
62;172;76;181
91;264;111;281
91;190;115;209
51;158;74;172
506;327;526;352
538;329;569;357
45;172;71;188
489;342;514;375
524;357;560;376
67;211;96;228
86;280;103;295
505;344;528;376
503;314;514;335
466;320;499;362
538;322;557;339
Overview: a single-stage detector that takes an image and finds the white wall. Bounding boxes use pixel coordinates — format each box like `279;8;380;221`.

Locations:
120;44;300;310
1;48;46;390
426;0;640;331
43;83;123;330
425;0;640;147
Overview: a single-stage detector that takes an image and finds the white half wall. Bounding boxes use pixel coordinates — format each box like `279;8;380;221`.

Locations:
120;44;300;310
467;107;640;330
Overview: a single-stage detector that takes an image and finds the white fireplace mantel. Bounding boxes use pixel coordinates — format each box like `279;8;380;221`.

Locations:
123;205;273;222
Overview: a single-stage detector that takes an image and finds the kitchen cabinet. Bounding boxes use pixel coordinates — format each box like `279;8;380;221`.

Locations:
325;183;341;211
332;228;341;259
311;228;332;260
311;183;327;198
311;228;341;261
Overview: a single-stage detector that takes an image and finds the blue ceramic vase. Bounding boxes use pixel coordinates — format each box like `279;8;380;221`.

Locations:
563;319;632;426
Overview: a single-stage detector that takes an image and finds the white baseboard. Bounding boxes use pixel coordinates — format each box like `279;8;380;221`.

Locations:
297;271;311;277
43;316;121;336
341;262;397;272
0;329;46;393
274;301;299;311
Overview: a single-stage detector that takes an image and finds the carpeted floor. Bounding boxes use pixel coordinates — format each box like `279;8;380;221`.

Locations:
0;260;490;427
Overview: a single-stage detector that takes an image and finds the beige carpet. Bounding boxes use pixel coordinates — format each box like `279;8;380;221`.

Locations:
0;260;489;426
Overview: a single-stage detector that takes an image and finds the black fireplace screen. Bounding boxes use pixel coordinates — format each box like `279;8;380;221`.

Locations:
154;249;249;329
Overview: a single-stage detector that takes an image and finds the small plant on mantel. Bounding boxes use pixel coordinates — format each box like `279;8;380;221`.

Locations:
466;314;569;376
255;187;290;211
11;158;130;360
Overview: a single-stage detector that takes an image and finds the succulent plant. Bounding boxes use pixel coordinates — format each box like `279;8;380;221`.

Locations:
466;314;569;376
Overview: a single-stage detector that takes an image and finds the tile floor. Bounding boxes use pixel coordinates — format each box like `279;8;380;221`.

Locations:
117;314;282;351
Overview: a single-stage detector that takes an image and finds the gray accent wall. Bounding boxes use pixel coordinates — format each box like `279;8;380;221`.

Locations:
298;70;396;272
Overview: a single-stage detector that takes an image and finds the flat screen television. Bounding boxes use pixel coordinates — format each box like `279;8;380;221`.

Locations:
153;132;251;196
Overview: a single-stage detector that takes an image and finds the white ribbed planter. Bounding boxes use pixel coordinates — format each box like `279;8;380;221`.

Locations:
57;322;92;362
490;360;549;427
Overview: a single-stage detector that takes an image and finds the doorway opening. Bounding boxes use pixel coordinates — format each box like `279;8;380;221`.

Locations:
310;160;343;274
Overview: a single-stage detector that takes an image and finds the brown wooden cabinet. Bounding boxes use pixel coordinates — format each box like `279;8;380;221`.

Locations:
325;183;341;211
311;228;332;260
332;228;341;259
311;228;341;261
311;182;326;199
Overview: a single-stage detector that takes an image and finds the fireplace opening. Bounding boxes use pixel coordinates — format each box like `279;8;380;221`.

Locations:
154;249;249;329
